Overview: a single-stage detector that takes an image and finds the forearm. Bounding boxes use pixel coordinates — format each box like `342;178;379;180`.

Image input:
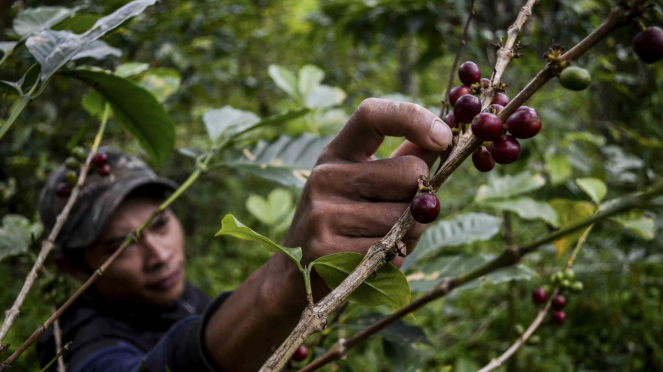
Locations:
203;252;309;371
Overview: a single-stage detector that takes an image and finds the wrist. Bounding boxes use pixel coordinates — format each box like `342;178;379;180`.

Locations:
258;252;309;318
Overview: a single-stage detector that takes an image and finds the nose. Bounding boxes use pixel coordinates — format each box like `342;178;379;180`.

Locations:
142;231;173;272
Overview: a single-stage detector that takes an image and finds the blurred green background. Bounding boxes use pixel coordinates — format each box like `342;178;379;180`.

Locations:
1;0;663;371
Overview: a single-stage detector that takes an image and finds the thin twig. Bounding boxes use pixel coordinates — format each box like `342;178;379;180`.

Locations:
0;104;111;352
38;342;71;372
52;308;65;372
441;0;476;117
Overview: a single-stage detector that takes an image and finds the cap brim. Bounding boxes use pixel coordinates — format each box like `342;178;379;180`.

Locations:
65;176;178;250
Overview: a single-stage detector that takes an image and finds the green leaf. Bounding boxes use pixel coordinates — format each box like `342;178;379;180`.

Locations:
66;69;175;166
14;6;80;37
51;13;103;34
407;254;535;293
114;62;150;78
305;85;347;109
246;188;293;226
563;132;606;146
480;197;560;227
298;65;324;97
0;215;43;262
402;213;502;271
70;39;122;61
215;214;303;269
135;68;181;103
576;177;607;204
475;172;546;202
81;90;109;119
268;64;299;99
203;106;260;143
26;0;157;81
312;252;411;309
549;199;596;255
545;152;573;185
219;133;331;188
0;42;18;58
610;211;656;240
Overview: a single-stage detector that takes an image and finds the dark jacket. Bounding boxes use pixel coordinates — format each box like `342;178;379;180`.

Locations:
37;283;231;372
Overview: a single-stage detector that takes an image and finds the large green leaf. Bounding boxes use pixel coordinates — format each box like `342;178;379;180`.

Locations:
402;213;502;271
135;68;181;103
51;13;103;34
545;152;573;185
549;199;596;255
114;62;150;78
220;134;332;188
610;210;655;240
246;188;293;226
407;254;535;293
312;252;411;309
215;214;303;269
26;0;157;81
203;106;260;143
13;6;80;37
0;215;43;262
576;177;607;204
475;172;546;202
305;85;347;109
269;64;299;99
298;64;324;97
66;69;175;166
480;197;560;227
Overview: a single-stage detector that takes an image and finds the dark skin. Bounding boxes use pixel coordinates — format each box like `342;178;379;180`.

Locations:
62;98;453;371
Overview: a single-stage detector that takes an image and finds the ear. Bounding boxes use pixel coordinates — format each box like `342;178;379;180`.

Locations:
54;254;89;282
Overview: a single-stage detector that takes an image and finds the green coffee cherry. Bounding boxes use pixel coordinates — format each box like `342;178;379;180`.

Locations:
550;272;564;284
513;324;525;336
561;279;571;289
571;281;584;292
559;66;591;91
65;157;80;170
72;146;87;161
527;335;541;345
66;171;78;187
564;269;575;281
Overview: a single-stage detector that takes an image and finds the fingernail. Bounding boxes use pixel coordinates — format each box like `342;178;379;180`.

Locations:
431;119;452;149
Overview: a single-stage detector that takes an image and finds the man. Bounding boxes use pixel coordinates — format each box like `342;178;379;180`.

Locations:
37;98;453;372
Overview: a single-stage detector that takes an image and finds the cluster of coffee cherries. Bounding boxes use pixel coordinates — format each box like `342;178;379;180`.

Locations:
445;61;543;173
532;269;583;325
410;176;441;224
55;149;111;198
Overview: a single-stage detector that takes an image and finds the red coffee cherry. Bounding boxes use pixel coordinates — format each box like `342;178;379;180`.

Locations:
453;94;481;123
505;106;541;139
292;345;309;362
633;26;663;64
445;113;458;129
449;85;472;106
489;135;521;164
459;61;481;86
56;183;71;198
93;151;109;167
552;310;566;325
99;164;112;176
491;93;510;106
552;295;566;310
411;193;440;224
532;288;547;304
471;112;504;141
472;146;495;172
480;78;491;88
488;104;504;114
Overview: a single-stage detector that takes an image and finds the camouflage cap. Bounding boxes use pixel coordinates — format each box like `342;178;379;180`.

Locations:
39;147;178;251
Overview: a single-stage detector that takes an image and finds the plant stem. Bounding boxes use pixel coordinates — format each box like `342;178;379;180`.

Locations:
0;79;39;141
37;342;71;372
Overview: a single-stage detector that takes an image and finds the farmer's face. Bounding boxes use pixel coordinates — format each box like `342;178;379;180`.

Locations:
84;196;186;306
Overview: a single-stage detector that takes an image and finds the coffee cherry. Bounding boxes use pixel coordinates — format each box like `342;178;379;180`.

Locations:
550;271;564;284
527;335;541;345
505;106;541;139
487;104;504;114
292;345;309;362
66;171;78;187
491;93;510;106
459;61;481;86
65;157;80;170
570;281;584;293
93;152;109;167
99;164;112;176
480;78;491;88
472;146;495;172
564;269;575;281
513;324;525;336
559;66;591;91
449;85;472;106
453;94;481;123
552;310;566;325
489;135;520;164
552;295;566;310
72;146;87;161
532;288;547;304
445;113;458;129
561;279;571;289
411;192;440;224
56;183;71;198
633;26;663;64
471;112;504;141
